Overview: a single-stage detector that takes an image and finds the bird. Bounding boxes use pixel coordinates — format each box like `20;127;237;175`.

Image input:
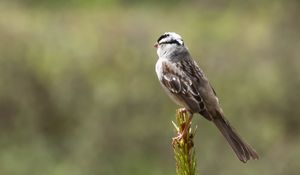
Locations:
154;32;259;163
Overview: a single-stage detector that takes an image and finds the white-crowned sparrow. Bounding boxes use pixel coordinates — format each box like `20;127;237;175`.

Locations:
154;32;259;163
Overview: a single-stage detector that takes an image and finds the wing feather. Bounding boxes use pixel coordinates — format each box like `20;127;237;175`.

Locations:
161;61;206;114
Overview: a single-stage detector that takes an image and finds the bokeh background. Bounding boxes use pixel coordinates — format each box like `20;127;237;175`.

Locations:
0;0;300;175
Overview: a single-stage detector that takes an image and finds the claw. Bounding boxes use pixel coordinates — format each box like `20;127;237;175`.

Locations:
173;108;193;145
172;133;183;145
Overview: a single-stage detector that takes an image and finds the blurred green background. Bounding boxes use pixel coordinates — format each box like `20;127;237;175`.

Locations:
0;0;300;175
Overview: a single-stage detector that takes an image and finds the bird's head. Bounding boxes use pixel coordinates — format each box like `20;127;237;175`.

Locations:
154;32;185;57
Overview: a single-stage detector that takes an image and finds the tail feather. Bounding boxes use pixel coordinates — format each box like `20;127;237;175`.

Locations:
212;111;259;163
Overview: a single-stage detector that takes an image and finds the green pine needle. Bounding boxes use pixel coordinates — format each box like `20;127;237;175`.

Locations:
172;109;197;175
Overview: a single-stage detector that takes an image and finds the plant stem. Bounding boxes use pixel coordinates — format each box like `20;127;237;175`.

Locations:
172;109;197;175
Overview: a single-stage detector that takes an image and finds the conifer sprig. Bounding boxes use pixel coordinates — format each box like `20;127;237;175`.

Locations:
172;109;197;175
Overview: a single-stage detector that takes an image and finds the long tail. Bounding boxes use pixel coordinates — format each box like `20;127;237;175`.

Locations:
212;111;259;163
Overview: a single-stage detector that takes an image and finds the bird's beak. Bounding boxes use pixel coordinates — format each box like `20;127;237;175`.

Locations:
154;42;158;48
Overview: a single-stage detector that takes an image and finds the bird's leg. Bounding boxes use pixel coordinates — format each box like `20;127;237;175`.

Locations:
182;111;193;139
173;108;193;143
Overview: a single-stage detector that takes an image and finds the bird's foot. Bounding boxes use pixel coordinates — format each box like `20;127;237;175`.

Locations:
172;133;183;144
173;108;193;145
172;125;189;144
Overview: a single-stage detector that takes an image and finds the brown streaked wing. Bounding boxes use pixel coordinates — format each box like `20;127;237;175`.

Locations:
161;62;206;113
